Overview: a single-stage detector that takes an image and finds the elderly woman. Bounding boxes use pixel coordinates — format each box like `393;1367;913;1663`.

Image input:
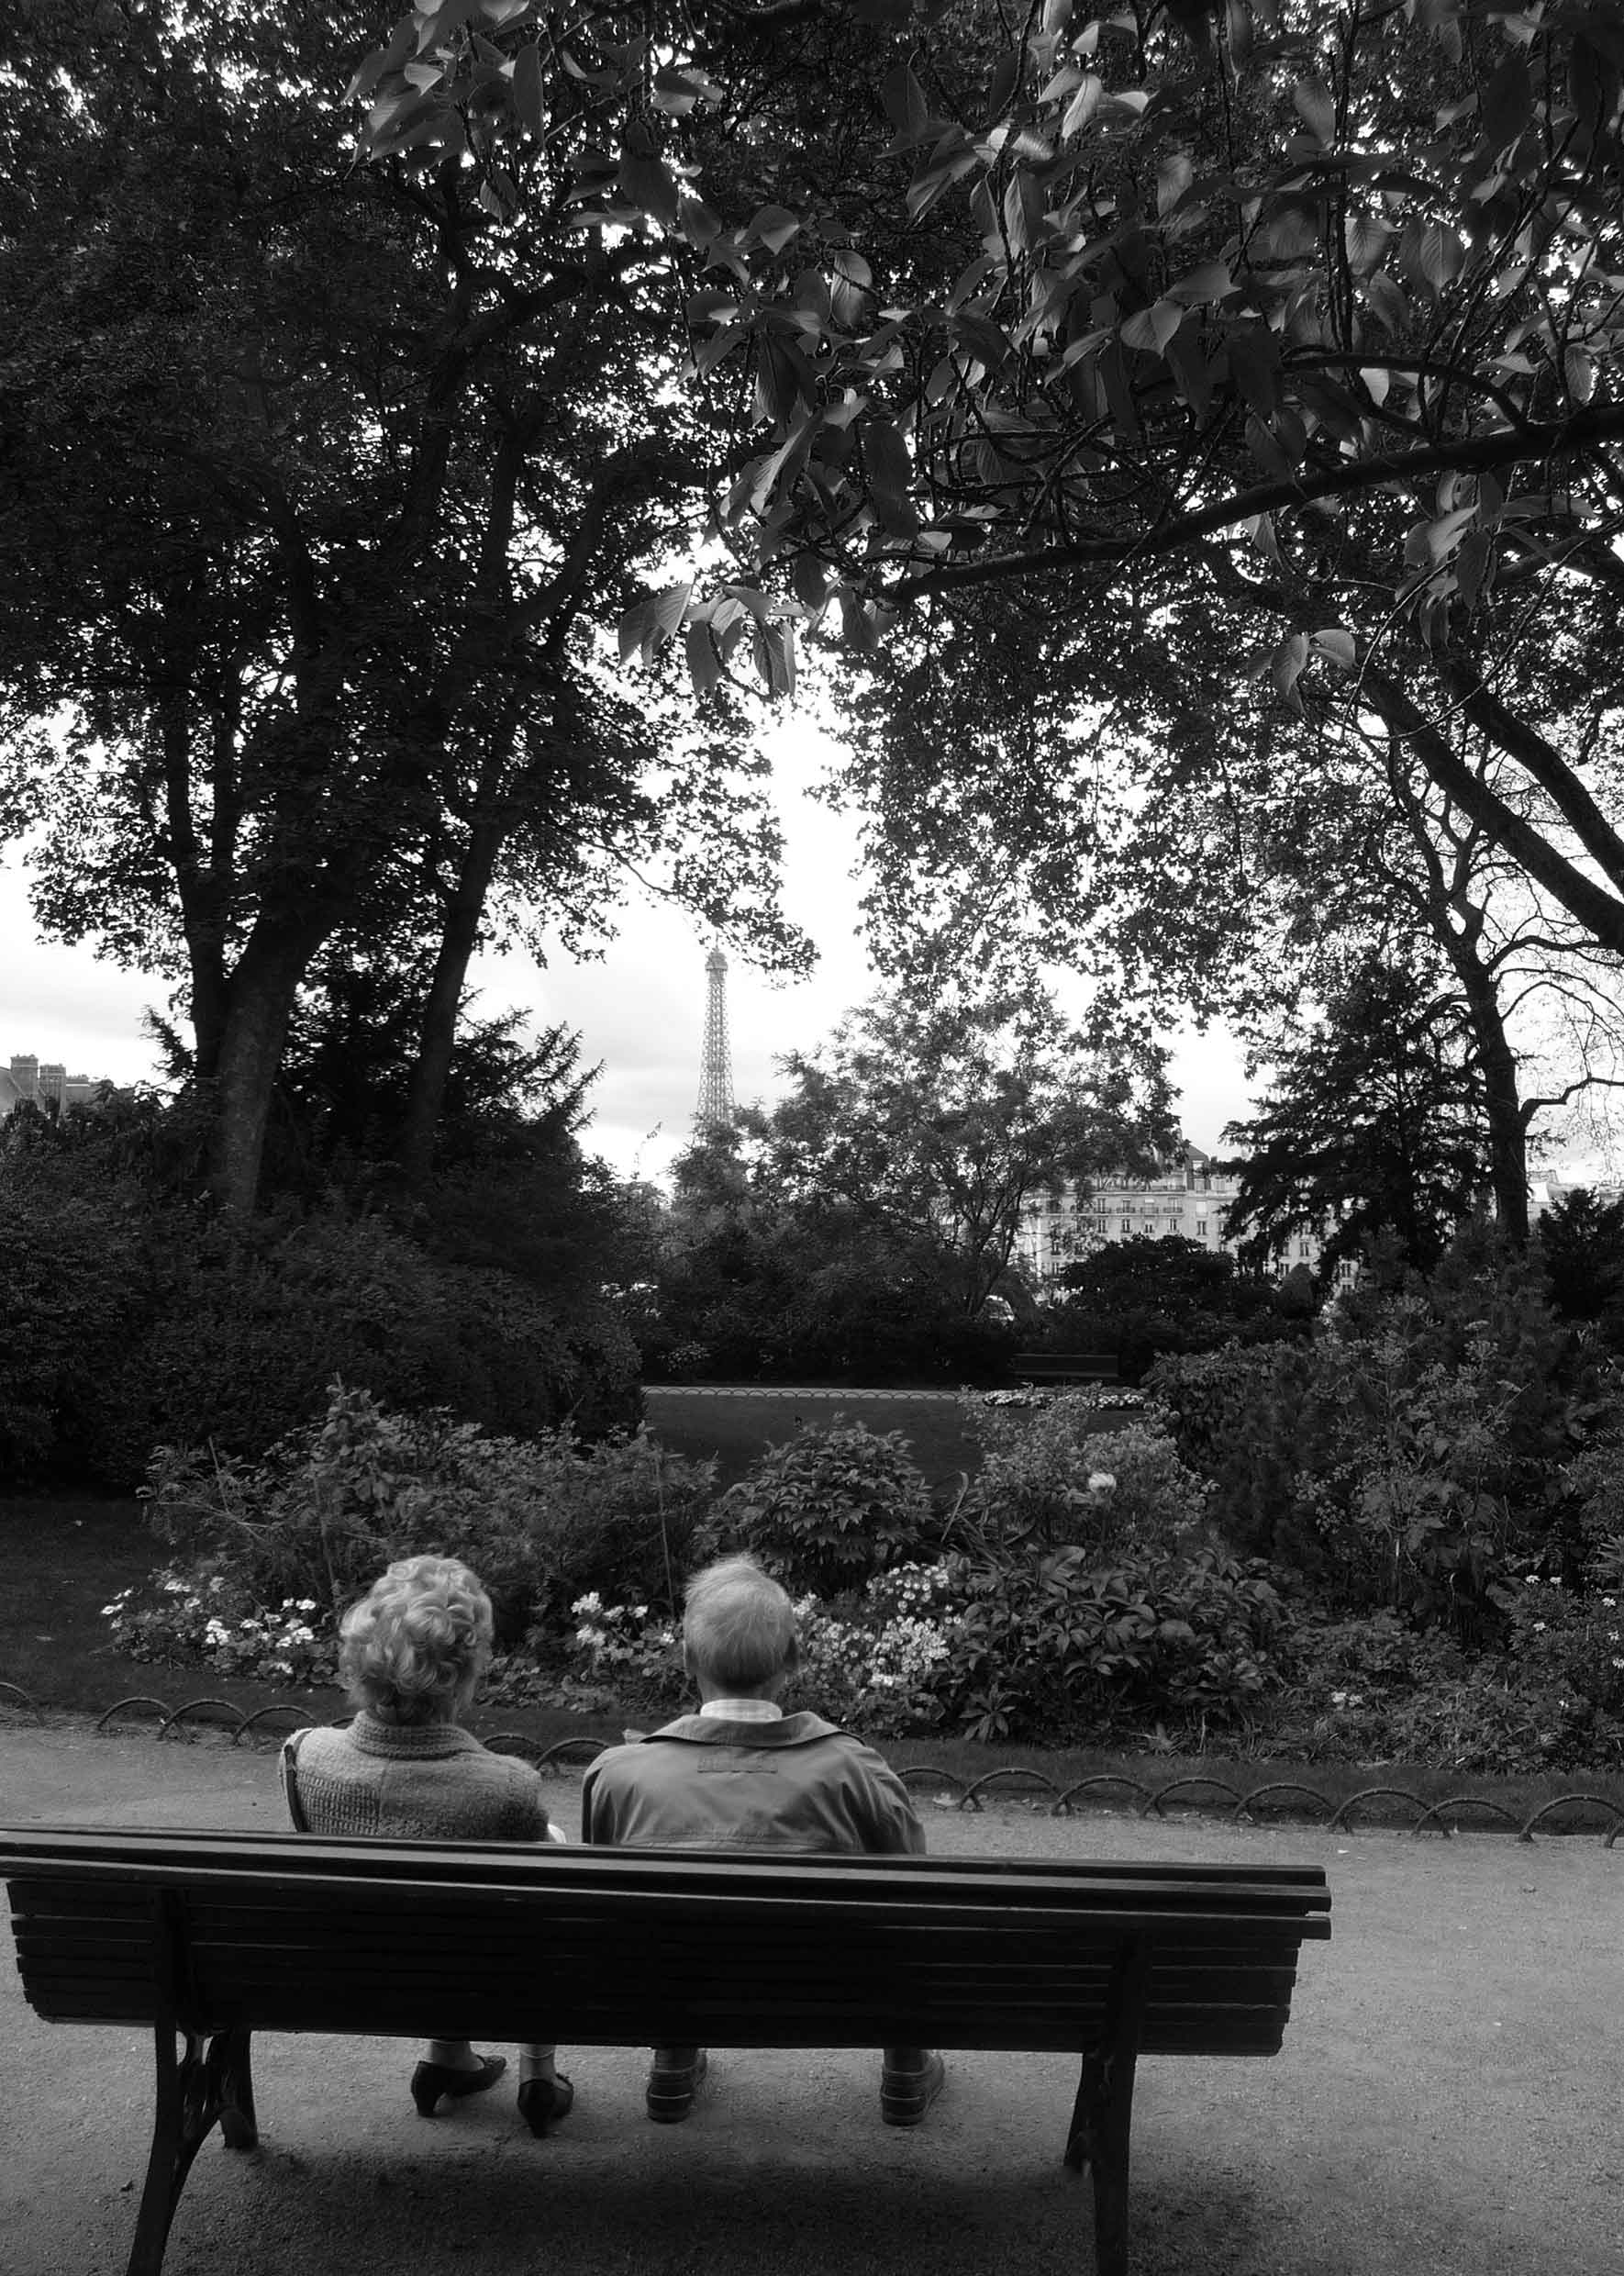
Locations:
279;1554;572;2137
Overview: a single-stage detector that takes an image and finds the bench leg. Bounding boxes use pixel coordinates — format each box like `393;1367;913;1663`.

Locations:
128;2025;258;2276
1064;2042;1139;2276
1062;1937;1150;2276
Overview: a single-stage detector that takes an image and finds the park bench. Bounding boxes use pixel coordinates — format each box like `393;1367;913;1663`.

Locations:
0;1825;1330;2276
1011;1350;1122;1386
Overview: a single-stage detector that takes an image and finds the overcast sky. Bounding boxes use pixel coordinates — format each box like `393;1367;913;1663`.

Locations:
0;708;1256;1183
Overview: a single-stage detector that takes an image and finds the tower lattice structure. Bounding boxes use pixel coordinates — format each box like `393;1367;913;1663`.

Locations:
695;944;736;1132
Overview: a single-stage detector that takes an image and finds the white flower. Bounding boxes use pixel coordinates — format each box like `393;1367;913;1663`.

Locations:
1612;1657;1624;1671
571;1592;603;1616
631;1604;650;1620
1087;1472;1117;1493
1603;1599;1618;1611
1532;1622;1547;1634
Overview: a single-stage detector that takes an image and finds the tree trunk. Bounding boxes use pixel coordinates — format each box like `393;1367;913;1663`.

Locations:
206;912;341;1216
1452;950;1530;1244
396;813;506;1195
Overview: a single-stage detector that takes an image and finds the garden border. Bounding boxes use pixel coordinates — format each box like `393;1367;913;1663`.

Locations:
2;1687;1618;1846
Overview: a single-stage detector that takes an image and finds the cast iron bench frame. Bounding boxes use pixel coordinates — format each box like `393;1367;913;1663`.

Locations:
1;1826;1330;2276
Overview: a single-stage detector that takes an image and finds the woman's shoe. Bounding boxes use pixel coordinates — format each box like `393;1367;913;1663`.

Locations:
516;2073;575;2137
411;2054;507;2117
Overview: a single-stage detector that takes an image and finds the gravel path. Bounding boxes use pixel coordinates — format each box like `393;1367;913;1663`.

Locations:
2;1723;1620;2276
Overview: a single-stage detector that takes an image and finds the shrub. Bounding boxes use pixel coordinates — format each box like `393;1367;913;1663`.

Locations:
936;1544;1286;1745
140;1381;717;1651
1147;1339;1333;1568
1151;1226;1614;1633
88;1214;640;1486
0;1130;640;1489
0;1176;165;1479
957;1390;1208;1556
1274;1579;1624;1772
720;1417;934;1595
512;1428;721;1621
1503;1572;1624;1743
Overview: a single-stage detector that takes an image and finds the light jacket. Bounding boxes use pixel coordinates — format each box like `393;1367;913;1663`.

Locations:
579;1711;926;1856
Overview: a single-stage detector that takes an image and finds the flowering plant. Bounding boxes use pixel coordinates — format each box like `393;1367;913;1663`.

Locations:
1506;1574;1624;1739
538;1592;684;1713
793;1563;963;1736
545;1569;960;1737
102;1569;337;1687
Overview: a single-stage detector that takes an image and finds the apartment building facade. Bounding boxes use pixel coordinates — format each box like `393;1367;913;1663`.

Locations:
1015;1142;1343;1286
0;1054;107;1121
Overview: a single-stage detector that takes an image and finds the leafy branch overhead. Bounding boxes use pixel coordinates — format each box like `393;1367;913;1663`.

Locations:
354;0;1624;686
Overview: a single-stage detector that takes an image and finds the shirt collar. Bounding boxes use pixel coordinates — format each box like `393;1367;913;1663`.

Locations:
697;1696;784;1722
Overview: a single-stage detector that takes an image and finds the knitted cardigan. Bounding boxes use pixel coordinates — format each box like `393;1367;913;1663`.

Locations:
281;1713;551;1843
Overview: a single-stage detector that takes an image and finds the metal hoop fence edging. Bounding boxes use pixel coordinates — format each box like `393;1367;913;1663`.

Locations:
895;1759;1624;1845
2;1686;1617;1845
0;1679;44;1724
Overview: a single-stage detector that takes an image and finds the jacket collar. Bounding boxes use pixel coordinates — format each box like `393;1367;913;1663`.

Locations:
640;1710;848;1748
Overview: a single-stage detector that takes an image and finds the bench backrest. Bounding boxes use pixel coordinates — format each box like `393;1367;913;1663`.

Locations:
2;1828;1329;2058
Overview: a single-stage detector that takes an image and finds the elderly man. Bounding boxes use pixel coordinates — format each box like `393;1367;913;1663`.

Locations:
581;1553;946;2127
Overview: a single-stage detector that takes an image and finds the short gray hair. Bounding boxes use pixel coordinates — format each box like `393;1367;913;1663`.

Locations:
339;1555;493;1724
684;1555;799;1692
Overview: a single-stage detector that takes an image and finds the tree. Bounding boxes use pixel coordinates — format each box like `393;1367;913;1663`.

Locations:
1535;1186;1624;1328
836;541;1624;1247
1050;1229;1283;1378
743;985;1174;1319
644;1124;1000;1381
0;0;799;1215
380;0;1624;976
1221;954;1493;1273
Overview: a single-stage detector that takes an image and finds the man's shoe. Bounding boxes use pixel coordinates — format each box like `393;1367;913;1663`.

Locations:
646;2046;708;2123
880;2050;946;2127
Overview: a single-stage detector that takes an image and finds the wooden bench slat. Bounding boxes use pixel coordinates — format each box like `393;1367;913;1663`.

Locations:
12;1891;1329;1947
2;1828;1333;1894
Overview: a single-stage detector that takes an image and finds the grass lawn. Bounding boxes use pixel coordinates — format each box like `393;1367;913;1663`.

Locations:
640;1385;1141;1492
0;1494;159;1712
5;1488;1621;1835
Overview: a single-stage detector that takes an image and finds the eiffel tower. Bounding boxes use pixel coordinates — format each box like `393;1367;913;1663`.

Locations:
694;943;736;1133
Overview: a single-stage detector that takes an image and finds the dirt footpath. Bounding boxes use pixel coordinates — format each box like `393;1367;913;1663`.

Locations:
2;1722;1620;2276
